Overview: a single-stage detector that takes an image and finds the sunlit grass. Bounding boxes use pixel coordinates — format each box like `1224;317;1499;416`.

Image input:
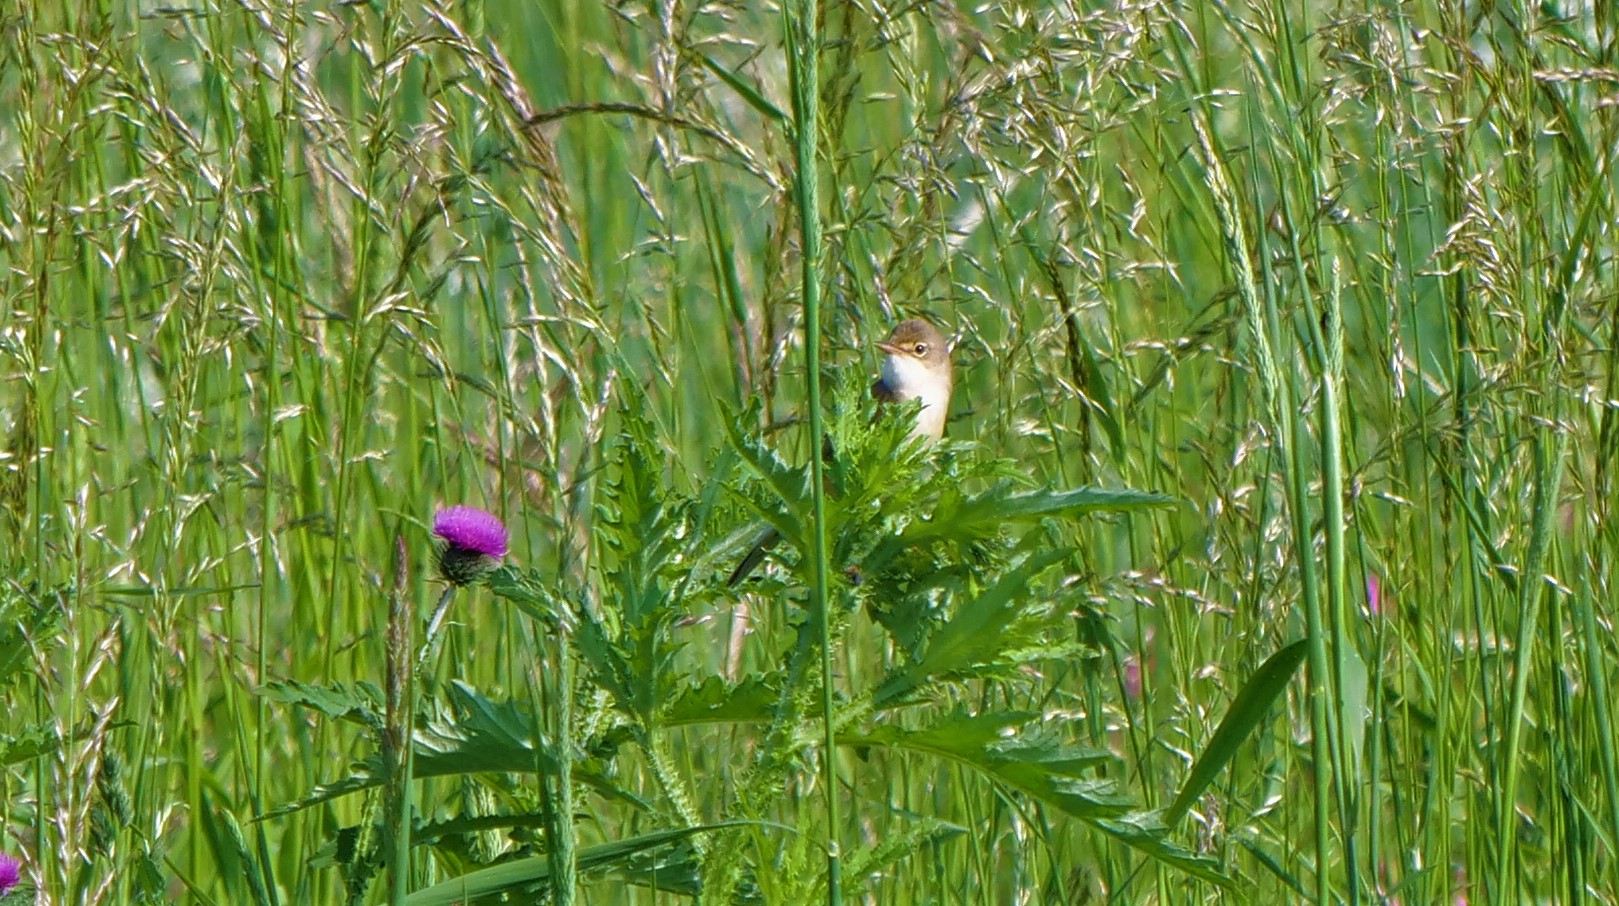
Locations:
1;0;1615;903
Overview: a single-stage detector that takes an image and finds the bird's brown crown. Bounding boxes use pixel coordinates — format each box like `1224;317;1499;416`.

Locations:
876;318;949;366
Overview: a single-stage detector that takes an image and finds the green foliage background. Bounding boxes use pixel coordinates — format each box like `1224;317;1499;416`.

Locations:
1;0;1616;902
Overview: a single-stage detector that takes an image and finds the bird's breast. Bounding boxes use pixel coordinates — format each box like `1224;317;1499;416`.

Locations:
878;355;952;441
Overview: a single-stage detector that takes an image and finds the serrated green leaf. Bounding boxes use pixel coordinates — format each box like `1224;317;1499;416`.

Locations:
403;823;758;905
0;596;61;692
0;724;58;766
1165;639;1309;826
662;674;779;726
484;566;568;629
412;810;550;848
916;484;1176;541
256;680;384;732
842;716;1131;813
722;408;809;546
872;549;1066;707
260;682;645;820
841;712;1114;779
842;713;1230;886
1092;811;1232;886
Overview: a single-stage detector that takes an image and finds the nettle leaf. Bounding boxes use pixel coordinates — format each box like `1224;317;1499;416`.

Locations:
404;823;754;906
601;406;687;627
824;382;934;516
573;610;636;717
608;844;709;900
0;589;63;693
257;680;385;734
872;549;1066;708
842;714;1230;887
662;674;779;726
722;407;810;548
484;566;569;630
0;723;58;766
581;405;698;722
260;682;646;820
841;713;1127;818
1091;811;1232;886
412;810;549;848
903;484;1175;546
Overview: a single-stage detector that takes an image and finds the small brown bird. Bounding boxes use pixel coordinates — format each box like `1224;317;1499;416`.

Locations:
871;318;954;443
727;318;954;585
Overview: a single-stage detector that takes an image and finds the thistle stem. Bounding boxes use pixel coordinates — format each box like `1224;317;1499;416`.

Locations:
786;0;841;900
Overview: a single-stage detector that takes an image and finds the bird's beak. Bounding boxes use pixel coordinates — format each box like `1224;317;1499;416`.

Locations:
875;341;903;356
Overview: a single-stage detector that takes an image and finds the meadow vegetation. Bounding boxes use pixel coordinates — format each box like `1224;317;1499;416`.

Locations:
1;0;1616;902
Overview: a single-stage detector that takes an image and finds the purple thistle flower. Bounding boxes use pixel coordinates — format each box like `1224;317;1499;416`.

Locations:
433;505;508;586
0;852;19;895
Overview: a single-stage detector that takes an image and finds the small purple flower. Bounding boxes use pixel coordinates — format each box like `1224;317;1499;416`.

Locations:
433;505;508;586
1367;572;1384;618
1122;655;1143;702
0;852;19;895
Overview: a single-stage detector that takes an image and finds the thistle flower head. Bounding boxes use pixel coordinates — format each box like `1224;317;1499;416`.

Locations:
0;852;19;895
433;505;508;586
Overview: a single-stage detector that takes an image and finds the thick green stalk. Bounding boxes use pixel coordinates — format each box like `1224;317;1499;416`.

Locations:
785;0;841;900
548;635;577;905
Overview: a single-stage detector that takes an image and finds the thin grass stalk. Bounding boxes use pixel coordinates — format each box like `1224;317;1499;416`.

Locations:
1493;423;1567;894
1574;564;1619;867
1225;10;1366;893
1187;94;1341;900
1271;281;1335;906
1315;260;1359;901
784;0;841;899
385;537;413;906
250;6;301;900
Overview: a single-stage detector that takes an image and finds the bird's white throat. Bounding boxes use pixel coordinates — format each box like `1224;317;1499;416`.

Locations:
880;353;951;440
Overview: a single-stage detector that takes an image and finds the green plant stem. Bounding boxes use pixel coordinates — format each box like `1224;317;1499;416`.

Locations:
548;630;577;906
418;586;459;678
1317;260;1359;901
1494;429;1565;894
387;537;414;906
786;0;840;900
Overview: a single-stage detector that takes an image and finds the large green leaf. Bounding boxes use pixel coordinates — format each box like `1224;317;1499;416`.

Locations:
1165;639;1309;826
662;674;779;726
0;724;58;767
1091;811;1232;887
484;566;569;630
260;682;645;820
722;408;810;547
841;713;1123;817
871;549;1066;708
404;823;754;905
257;679;384;733
842;713;1230;886
915;483;1175;540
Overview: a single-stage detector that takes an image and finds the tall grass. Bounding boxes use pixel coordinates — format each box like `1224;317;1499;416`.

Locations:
1;0;1615;902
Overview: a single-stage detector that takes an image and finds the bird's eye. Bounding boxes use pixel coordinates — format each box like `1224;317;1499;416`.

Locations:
913;343;927;355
